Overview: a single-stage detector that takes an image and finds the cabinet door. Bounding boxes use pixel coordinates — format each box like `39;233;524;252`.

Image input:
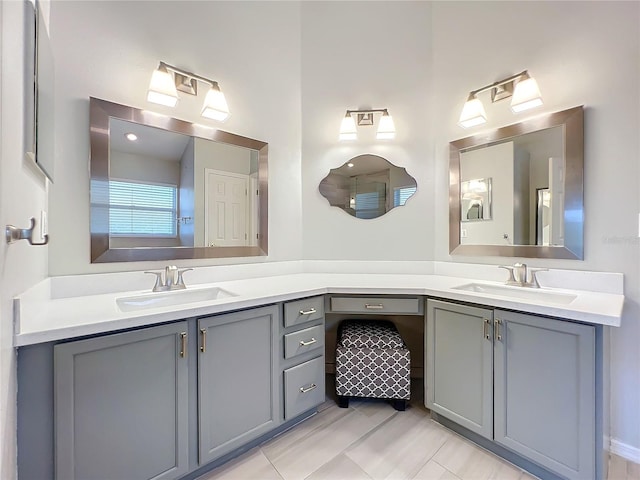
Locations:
55;322;189;480
494;310;595;480
198;306;279;464
426;300;494;439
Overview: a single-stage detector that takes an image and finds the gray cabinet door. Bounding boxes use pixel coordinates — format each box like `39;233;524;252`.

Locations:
55;322;189;480
198;305;280;464
426;300;494;439
494;310;595;480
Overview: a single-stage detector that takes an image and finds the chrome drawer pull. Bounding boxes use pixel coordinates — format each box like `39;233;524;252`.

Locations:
494;318;503;341
299;383;317;394
299;308;317;315
179;332;187;358
299;338;317;347
483;319;491;340
200;328;207;353
365;303;384;310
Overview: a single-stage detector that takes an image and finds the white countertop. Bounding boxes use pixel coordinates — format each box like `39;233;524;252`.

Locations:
14;271;624;346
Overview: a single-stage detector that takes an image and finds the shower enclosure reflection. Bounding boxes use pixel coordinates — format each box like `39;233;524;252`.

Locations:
319;154;416;219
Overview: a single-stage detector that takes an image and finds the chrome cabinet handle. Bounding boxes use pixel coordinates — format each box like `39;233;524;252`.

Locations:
299;308;317;316
365;304;384;310
179;332;187;358
299;338;317;347
483;318;491;340
200;328;207;353
494;319;502;341
299;383;317;394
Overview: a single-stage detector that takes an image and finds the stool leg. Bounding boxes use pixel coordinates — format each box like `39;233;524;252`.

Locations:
392;399;407;411
337;395;350;408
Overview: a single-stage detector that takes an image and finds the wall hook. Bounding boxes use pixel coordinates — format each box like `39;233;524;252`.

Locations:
5;217;49;246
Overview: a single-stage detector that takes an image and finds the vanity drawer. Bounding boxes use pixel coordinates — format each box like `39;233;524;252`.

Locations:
284;324;324;360
330;296;423;315
284;356;325;420
284;296;325;328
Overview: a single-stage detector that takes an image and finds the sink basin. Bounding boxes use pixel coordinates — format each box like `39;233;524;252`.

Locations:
452;283;577;305
117;287;237;312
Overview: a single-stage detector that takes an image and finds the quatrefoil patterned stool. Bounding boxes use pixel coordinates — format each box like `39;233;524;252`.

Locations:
335;320;410;411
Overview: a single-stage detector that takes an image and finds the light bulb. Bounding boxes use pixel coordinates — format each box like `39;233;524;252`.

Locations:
201;85;230;121
458;95;487;128
147;65;179;107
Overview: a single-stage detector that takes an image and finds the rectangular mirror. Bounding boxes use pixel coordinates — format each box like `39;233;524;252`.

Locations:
90;98;268;263
449;106;583;259
25;0;55;181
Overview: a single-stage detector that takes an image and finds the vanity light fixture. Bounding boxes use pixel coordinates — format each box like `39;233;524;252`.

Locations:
458;70;543;128
338;108;396;141
147;62;230;121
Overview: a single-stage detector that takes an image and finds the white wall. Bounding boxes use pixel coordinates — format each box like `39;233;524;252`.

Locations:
300;1;434;261
430;1;640;455
0;2;49;478
47;1;303;275
460;142;514;245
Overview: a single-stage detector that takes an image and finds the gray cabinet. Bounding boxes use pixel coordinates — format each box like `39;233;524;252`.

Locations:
197;305;280;464
55;322;189;480
494;309;595;480
426;300;493;439
426;300;597;480
281;296;326;420
284;356;326;419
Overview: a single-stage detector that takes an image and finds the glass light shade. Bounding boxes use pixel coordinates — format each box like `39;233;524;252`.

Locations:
376;113;396;140
339;114;357;141
201;86;230;121
147;67;179;107
458;97;487;128
511;77;543;113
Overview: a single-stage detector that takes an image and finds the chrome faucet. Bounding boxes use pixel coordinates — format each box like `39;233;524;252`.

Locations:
145;266;193;292
498;263;547;288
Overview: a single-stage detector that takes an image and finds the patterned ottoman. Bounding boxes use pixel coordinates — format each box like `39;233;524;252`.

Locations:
335;320;411;411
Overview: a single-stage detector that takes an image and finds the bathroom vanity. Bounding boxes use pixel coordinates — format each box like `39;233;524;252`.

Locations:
14;271;622;480
426;299;600;480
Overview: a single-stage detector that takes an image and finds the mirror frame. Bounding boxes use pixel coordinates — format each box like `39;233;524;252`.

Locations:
449;105;583;259
90;97;268;263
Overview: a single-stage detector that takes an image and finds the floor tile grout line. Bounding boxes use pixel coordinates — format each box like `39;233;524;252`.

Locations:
300;405;399;479
258;446;287;480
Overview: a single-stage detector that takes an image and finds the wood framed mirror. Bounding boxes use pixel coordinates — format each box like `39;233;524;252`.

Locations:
449;106;583;259
90;98;268;263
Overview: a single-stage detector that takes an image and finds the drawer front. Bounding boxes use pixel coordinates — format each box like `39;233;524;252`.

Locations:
330;296;422;315
284;324;325;360
284;356;325;419
284;296;325;327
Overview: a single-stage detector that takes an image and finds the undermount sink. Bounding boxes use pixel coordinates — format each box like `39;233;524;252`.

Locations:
452;283;577;305
117;286;237;312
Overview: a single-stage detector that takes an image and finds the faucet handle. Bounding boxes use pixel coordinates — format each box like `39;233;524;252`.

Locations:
175;268;193;289
498;265;517;285
144;271;165;292
527;268;548;288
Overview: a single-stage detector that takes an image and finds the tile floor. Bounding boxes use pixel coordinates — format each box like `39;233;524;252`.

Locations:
198;393;639;480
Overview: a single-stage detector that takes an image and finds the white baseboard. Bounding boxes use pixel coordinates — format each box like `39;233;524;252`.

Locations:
610;438;640;464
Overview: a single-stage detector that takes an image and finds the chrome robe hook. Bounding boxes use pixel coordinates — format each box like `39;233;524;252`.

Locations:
5;217;49;246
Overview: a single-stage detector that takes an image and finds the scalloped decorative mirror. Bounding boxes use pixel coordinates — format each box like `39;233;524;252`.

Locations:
319;154;416;219
90;98;268;263
449;106;583;259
